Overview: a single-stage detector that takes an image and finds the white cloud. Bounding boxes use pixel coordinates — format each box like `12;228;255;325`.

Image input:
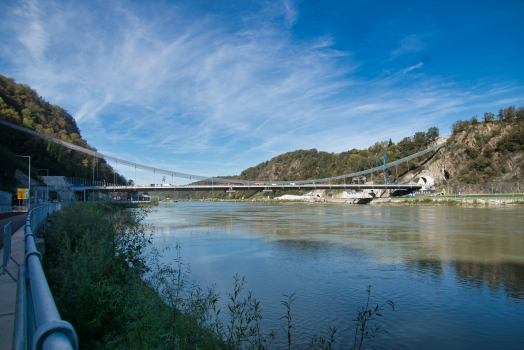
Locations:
402;62;423;74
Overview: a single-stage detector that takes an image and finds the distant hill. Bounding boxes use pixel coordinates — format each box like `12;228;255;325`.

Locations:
151;127;443;201
0;75;123;193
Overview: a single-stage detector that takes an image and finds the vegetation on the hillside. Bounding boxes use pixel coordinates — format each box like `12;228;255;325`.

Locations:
151;127;441;200
237;127;439;184
43;203;394;349
447;106;524;184
0;75;124;192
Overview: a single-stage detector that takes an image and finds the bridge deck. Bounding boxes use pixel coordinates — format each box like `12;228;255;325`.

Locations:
70;184;422;192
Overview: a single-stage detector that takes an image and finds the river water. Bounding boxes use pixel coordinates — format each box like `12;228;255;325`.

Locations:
145;202;524;349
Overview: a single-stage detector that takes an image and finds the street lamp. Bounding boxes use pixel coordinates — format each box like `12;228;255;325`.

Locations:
16;155;31;210
39;169;49;203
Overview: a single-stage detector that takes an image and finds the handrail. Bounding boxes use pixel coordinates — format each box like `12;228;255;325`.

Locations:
13;204;78;350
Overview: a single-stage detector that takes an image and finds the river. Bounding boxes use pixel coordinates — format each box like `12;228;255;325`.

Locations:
145;202;524;349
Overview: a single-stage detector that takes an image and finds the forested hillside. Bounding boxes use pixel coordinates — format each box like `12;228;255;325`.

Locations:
150;127;442;201
0;75;123;192
237;127;440;183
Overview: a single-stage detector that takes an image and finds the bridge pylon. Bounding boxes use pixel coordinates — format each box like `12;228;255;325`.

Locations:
376;154;388;184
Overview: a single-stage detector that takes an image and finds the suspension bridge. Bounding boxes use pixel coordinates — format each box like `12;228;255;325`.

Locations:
1;119;445;193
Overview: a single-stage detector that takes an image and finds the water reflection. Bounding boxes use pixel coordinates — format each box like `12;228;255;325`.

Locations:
407;259;524;300
145;203;524;349
452;260;524;299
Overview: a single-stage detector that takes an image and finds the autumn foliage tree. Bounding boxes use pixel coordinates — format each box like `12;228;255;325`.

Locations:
0;75;124;192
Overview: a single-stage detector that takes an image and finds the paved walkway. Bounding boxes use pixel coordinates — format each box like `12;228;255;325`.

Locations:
0;212;27;251
0;221;26;350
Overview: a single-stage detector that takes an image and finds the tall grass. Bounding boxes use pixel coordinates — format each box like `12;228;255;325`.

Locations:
43;202;393;349
44;202;223;348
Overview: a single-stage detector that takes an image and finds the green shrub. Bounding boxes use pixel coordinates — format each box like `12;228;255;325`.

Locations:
464;146;480;159
44;203;223;349
497;124;524;154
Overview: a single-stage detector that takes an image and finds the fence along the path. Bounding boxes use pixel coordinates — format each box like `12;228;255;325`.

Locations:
12;204;78;350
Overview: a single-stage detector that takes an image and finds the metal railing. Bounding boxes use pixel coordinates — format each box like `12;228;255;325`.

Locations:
13;204;78;350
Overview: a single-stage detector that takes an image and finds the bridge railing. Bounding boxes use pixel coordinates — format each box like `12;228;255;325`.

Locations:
13;204;78;350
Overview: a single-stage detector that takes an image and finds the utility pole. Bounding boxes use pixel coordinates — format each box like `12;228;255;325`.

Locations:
17;155;31;210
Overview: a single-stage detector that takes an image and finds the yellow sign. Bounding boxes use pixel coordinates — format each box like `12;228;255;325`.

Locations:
17;188;28;199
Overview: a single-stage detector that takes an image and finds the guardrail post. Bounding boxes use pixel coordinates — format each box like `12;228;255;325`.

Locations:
1;221;20;281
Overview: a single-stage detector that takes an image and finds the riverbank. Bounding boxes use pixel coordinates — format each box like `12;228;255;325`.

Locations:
172;195;524;206
377;197;524;206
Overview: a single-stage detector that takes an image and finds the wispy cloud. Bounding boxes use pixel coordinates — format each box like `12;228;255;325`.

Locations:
402;62;424;74
1;0;522;182
389;34;424;60
14;0;49;60
282;0;298;26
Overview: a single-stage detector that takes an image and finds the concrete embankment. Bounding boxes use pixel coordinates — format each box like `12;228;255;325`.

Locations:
369;197;524;205
186;196;524;206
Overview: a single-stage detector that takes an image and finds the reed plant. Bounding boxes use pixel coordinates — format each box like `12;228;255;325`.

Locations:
352;286;394;350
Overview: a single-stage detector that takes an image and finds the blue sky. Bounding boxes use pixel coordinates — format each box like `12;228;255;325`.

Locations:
1;0;523;184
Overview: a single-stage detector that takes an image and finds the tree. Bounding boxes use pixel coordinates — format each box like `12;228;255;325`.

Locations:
497;108;505;121
427;127;439;142
483;112;495;123
127;179;135;186
413;131;428;146
504;106;516;120
0;74;120;185
397;137;414;155
516;106;524;120
451;120;470;135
